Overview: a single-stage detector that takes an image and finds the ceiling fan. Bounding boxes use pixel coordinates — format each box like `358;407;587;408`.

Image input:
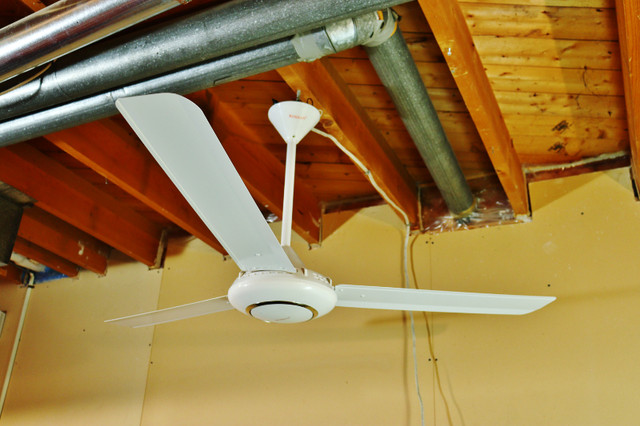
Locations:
107;93;554;327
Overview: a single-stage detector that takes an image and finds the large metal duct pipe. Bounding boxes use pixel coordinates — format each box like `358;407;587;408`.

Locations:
0;0;190;84
0;12;392;146
0;0;409;122
365;18;475;217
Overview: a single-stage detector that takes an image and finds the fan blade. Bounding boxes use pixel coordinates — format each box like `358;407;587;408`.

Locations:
116;93;295;273
334;285;555;315
106;296;233;328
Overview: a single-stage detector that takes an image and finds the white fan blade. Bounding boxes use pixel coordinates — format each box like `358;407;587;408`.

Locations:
116;93;295;273
334;285;555;315
106;295;233;328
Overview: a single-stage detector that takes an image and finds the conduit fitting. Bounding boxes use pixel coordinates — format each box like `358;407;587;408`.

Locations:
281;8;395;62
361;9;398;47
0;0;410;122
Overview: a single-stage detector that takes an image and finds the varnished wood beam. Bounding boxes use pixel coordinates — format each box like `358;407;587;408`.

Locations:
0;143;163;266
19;207;109;275
615;0;640;187
18;0;46;12
205;92;323;244
417;0;530;215
45;119;226;255
526;154;630;183
277;59;420;225
13;237;79;278
0;263;22;284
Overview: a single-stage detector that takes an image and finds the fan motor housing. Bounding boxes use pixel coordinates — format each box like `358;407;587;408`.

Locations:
228;269;336;324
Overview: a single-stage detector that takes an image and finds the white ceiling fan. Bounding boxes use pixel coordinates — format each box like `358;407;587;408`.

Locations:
107;93;554;327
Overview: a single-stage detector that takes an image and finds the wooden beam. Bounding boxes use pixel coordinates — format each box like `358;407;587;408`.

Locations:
205;91;323;244
526;153;631;183
0;143;163;266
19;207;109;275
0;263;22;284
45;119;226;255
277;59;420;225
12;237;79;278
615;0;640;187
18;0;46;12
417;0;530;215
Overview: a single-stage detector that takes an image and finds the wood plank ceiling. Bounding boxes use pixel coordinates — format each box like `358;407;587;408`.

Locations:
0;0;634;281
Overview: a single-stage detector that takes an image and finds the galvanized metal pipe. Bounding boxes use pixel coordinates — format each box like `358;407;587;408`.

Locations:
365;26;475;216
0;0;189;84
0;0;409;121
0;11;391;146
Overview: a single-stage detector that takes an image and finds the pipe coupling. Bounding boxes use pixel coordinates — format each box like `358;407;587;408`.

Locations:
291;8;397;62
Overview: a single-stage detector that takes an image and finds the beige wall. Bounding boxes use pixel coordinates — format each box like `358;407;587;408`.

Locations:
0;283;27;393
2;168;640;425
0;257;162;425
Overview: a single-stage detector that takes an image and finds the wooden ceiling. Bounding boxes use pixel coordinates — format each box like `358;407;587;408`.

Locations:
0;0;636;280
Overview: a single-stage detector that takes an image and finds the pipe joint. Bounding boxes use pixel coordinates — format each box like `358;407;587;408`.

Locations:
360;9;397;47
292;8;396;62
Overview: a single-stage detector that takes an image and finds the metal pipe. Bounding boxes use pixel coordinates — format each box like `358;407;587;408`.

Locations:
365;23;475;217
0;0;190;85
0;0;409;122
0;11;393;146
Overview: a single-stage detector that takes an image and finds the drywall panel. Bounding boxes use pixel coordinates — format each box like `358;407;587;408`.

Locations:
2;168;640;426
0;283;27;394
140;220;425;425
141;168;640;426
426;168;640;425
0;256;162;425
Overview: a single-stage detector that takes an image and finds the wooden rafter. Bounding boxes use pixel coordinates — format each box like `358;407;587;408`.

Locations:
204;91;323;244
615;0;640;187
277;59;420;225
18;0;45;12
13;237;79;278
417;0;530;215
19;207;109;275
45;119;226;255
0;143;163;266
0;263;22;284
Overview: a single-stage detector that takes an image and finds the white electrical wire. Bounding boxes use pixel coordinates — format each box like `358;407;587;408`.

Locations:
310;128;410;226
311;127;424;425
0;273;34;416
404;223;425;426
